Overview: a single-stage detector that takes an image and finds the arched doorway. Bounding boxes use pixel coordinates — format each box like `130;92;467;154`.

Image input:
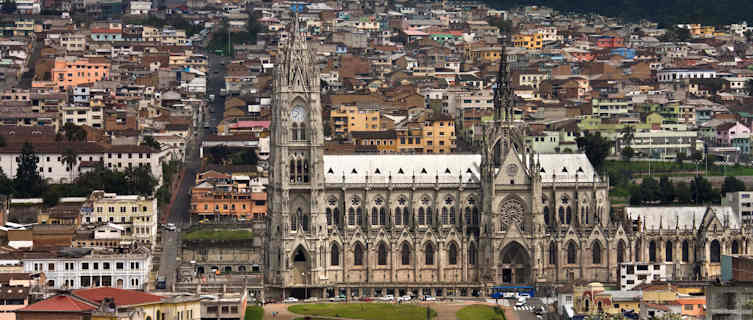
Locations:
292;245;309;284
499;242;531;284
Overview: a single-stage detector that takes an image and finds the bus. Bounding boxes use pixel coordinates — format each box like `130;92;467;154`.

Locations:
490;286;535;299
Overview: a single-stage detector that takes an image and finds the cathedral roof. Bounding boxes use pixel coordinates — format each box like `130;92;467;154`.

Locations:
625;206;740;231
535;153;602;183
323;154;481;184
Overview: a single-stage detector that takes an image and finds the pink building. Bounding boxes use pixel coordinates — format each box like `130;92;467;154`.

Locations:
716;122;751;145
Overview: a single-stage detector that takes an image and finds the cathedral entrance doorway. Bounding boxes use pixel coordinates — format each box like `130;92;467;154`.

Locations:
499;242;531;285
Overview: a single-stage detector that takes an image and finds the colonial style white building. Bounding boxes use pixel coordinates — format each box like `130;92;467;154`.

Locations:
14;247;151;290
81;190;159;249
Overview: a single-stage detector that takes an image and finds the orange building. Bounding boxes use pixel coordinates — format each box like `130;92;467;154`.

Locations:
35;57;111;91
190;170;267;221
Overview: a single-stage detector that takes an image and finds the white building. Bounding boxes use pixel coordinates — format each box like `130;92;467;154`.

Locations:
81;190;158;249
16;247;151;289
129;0;151;15
60;105;104;129
619;262;668;290
0;143;172;184
61;33;87;52
657;69;718;82
722;191;753;225
15;0;40;14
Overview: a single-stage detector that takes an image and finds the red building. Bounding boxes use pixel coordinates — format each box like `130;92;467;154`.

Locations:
595;36;624;48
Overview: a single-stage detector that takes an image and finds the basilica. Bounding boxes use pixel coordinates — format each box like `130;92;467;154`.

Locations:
263;22;753;299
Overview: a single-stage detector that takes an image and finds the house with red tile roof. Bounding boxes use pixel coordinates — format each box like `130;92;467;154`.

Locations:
17;288;201;320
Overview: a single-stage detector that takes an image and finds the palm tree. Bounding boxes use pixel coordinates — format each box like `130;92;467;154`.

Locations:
62;148;77;183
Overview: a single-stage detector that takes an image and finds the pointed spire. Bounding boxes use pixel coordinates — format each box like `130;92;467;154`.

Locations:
493;33;514;124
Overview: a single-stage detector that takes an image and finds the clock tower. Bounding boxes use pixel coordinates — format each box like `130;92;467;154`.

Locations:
265;17;327;298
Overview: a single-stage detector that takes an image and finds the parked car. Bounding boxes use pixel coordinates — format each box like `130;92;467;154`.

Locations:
515;300;526;308
423;295;437;301
264;298;277;305
284;297;299;303
398;295;412;302
304;297;318;302
165;223;176;231
380;294;394;301
359;297;373;302
328;295;345;302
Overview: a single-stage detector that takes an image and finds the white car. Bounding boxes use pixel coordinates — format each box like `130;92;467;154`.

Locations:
515;300;526;308
397;295;412;302
423;295;437;301
284;297;299;303
380;294;394;301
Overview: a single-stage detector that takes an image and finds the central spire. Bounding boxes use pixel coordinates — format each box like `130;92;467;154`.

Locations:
493;35;514;124
277;14;317;92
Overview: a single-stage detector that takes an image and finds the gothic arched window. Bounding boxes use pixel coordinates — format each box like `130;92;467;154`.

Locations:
331;243;340;266
441;207;448;225
301;211;309;232
549;241;557;265
371;207;378;226
665;241;673;262
302;159;309;183
592;241;602;264
544;206;550;225
468;242;477;265
354;243;364;266
289;159;296;183
378;242;388;265
649;240;657;262
401;243;411;265
617;240;625;264
290;214;297;231
682;240;689;262
326;208;332;225
567;241;577;264
418;207;425;225
347;207;355;225
395;207;402;225
425;242;435;265
465;207;471;224
448;242;458;265
380;207;386;225
333;207;340;227
710;240;721;263
450;207;456;225
558;207;565;224
566;207;572;224
426;207;433;225
291;123;298;141
732;240;740;254
356;207;363;225
299;123;307;141
472;207;480;225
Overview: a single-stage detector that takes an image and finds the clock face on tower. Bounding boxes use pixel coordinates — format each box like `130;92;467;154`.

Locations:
290;105;306;122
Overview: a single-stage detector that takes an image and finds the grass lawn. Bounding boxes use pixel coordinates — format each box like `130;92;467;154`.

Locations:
183;229;253;241
244;306;263;320
288;303;436;320
456;305;506;320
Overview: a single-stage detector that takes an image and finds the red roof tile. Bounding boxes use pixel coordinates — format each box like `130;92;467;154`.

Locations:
72;287;163;306
20;295;96;312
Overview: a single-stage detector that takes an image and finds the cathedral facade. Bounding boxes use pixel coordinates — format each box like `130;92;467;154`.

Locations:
264;23;753;299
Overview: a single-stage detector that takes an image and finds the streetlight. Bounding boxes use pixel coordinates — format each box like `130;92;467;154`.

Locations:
301;272;307;299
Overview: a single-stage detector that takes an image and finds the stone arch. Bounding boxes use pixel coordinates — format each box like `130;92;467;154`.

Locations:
499;241;531;284
292;244;311;285
329;242;340;266
665;240;673;262
424;242;435;265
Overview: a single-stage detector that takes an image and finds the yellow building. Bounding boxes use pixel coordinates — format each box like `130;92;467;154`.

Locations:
512;32;543;50
329;104;381;137
688;24;715;37
421;113;456;153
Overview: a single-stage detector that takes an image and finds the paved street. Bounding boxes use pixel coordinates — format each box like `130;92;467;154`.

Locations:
156;50;228;290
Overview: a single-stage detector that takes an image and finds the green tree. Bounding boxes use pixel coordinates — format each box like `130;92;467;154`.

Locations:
42;189;60;208
62;148;77;182
14;142;46;198
619;126;635;162
629;184;644;205
141;136;162;150
690;175;715;204
575;132;612;171
62;122;87;142
676;181;692;203
722;176;746;195
640;176;660;202
621;146;635;162
659;176;675;203
0;168;13;195
124;166;157;196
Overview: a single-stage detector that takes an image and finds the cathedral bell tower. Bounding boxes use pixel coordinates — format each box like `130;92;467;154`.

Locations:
265;16;327;297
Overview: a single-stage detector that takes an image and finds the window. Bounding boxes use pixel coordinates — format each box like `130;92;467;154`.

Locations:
348;207;355;225
425;243;435;265
81;263;89;270
448;242;458;265
710;240;721;262
549;242;557;265
354;243;364;266
666;241;673;262
682;240;689;262
592;241;602;264
116;262;124;270
567;241;577;264
401;243;411;265
649;241;657;262
378;243;388;265
468;242;477;265
331;243;340;266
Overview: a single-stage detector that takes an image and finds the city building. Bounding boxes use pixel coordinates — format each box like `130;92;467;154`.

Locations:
618;262;668;290
722;191;753;225
190;170;267;221
80;190;158;248
329;104;382;137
